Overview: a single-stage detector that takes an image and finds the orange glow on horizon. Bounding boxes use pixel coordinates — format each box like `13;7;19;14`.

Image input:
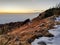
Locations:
0;10;34;13
0;9;44;13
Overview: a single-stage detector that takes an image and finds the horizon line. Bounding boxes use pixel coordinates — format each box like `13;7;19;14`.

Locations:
0;11;45;14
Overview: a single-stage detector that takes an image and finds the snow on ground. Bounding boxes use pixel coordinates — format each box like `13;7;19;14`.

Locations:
32;16;60;45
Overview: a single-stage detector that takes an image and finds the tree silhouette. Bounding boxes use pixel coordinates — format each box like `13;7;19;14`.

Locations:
56;3;60;8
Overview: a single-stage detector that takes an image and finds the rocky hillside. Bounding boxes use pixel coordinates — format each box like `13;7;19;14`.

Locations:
0;19;30;35
0;7;60;45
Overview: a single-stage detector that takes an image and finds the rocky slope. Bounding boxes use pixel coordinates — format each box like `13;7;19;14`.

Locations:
0;7;60;45
0;19;30;35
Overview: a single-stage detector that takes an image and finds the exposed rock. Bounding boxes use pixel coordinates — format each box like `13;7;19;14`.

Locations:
38;41;46;45
22;19;30;25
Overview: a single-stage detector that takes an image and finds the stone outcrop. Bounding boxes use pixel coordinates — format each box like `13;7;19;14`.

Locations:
38;41;46;45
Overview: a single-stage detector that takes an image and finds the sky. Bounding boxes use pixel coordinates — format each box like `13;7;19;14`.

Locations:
0;0;60;13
